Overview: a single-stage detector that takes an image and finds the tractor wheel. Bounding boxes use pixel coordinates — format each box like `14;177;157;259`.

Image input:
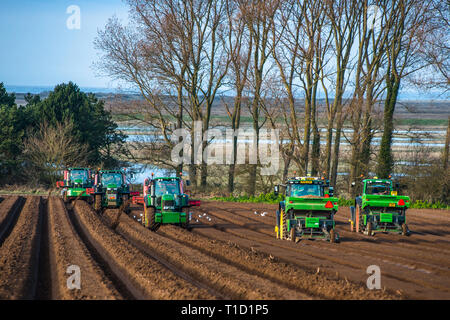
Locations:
122;194;130;214
401;223;409;236
144;203;159;231
280;209;287;240
94;194;102;212
290;227;296;242
181;207;190;229
330;228;336;243
367;221;373;236
350;208;355;232
355;205;361;233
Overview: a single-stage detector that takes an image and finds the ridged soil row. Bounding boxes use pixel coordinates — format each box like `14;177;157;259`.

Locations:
0;196;25;245
104;209;311;300
0;197;42;299
47;197;123;299
72;200;210;299
205;203;450;278
189;203;449;299
158;224;402;300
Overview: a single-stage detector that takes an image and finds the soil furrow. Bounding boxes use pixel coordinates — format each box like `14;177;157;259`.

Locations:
200;204;450;282
0;197;42;299
109;209;311;300
48;197;123;299
158;224;401;300
204;203;450;276
185;204;450;299
72;200;210;300
0;196;26;247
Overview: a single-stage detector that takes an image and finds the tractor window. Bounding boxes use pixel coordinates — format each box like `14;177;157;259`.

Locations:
154;180;180;197
101;173;123;186
288;184;322;197
366;183;391;195
70;170;88;183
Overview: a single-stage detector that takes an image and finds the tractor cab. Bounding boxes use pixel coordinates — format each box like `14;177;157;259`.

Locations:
93;169;130;210
56;167;94;202
274;176;339;243
350;177;410;235
141;176;199;231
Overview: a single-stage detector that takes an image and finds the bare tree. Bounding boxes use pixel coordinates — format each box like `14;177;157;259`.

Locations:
223;0;253;193
241;0;280;196
324;0;363;187
23;120;90;185
377;0;435;178
271;0;332;176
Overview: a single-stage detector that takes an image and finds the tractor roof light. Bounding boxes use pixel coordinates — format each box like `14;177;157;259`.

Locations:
325;201;333;208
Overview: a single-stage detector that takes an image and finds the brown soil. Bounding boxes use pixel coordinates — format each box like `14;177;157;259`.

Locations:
102;208;311;300
46;197;122;299
0;197;42;299
72;200;210;299
182;201;450;299
0;195;448;300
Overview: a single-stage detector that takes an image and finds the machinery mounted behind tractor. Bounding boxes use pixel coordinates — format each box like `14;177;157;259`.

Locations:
56;167;94;203
93;169;131;211
350;177;410;236
274;176;340;243
132;176;200;231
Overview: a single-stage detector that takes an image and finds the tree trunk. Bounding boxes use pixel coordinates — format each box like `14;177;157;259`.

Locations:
310;83;320;176
330;110;344;187
377;79;400;178
441;116;450;203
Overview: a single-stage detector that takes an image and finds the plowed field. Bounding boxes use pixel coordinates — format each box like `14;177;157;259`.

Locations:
0;196;448;300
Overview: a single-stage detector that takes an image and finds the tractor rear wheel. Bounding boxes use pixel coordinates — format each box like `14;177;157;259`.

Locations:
330;228;336;243
94;194;102;212
355;205;361;233
280;209;287;240
290;227;296;242
144;203;159;231
401;223;409;236
122;194;130;214
350;208;355;232
367;221;373;236
181;207;190;229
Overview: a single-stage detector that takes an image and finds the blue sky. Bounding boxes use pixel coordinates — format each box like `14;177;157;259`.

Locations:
0;0;129;88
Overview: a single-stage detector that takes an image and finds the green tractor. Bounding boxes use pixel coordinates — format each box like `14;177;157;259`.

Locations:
350;177;410;236
274;176;340;243
56;167;94;203
139;176;200;231
93;170;131;211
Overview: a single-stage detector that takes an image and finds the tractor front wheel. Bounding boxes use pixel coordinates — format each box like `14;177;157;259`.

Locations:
94;194;102;212
181;207;190;229
144;203;159;231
